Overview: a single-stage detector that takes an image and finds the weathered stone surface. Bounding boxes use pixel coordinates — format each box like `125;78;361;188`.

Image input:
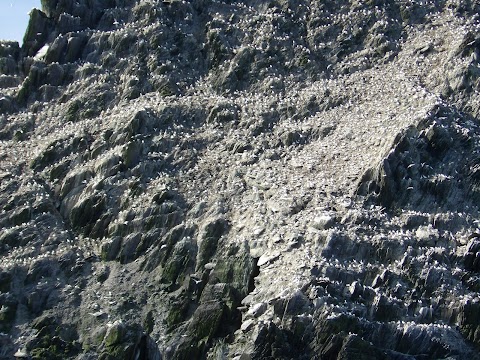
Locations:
357;106;480;212
23;9;52;57
26;315;80;360
196;217;229;271
161;236;196;286
2;0;480;359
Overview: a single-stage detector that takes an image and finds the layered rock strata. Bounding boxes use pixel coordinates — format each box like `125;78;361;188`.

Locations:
1;0;480;359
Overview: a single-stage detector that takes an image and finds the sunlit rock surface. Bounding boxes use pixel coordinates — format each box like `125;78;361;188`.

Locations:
1;0;480;359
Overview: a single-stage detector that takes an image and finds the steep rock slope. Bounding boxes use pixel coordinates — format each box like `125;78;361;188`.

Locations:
1;0;480;359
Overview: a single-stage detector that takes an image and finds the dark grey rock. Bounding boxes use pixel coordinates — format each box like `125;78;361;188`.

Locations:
188;301;225;340
251;321;308;360
57;13;83;34
23;9;52;57
0;75;20;88
273;290;311;317
161;236;196;286
45;35;68;63
357;106;480;212
121;140;143;169
101;237;122;261
0;41;20;60
0;95;15;114
0;57;18;76
64;33;88;63
369;294;403;322
2;1;480;359
69;193;106;231
196;217;229;271
0;294;17;333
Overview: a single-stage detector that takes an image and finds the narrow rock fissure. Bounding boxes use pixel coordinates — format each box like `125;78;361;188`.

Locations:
248;257;260;294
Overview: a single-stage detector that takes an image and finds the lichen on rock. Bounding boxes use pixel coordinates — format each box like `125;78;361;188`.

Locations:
1;0;480;359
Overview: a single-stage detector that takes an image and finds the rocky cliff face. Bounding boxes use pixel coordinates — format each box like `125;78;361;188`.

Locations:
1;0;480;359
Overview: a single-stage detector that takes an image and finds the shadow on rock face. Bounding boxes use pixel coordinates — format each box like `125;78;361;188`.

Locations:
356;105;480;215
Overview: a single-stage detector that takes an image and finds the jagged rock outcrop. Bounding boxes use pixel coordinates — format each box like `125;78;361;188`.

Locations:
1;0;480;359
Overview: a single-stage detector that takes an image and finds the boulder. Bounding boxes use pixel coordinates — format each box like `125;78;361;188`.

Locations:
196;217;229;271
23;9;52;57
